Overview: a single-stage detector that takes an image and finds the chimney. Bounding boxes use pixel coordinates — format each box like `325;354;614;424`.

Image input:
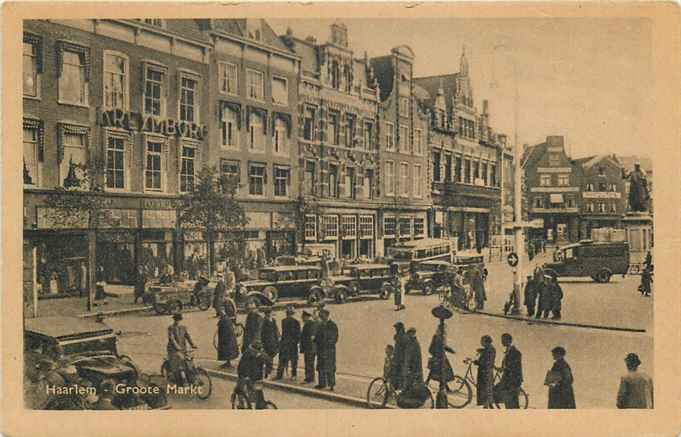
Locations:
282;27;295;49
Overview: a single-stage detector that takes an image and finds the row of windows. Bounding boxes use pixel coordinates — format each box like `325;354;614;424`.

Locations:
303;161;376;200
585;182;618;192
383;216;426;237
532;196;619;213
385;123;424;155
539;174;571;187
302;107;377;150
384;162;424;198
432;152;498;187
220;160;291;198
220;106;289;154
218;62;289;105
584;202;619;213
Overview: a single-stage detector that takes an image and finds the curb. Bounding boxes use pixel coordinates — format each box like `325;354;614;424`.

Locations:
473;310;647;333
204;368;389;409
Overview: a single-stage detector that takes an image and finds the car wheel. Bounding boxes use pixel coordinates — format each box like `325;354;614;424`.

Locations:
166;300;181;314
379;284;392;300
263;286;279;304
245;295;261;308
335;288;348;304
153;303;167;315
307;289;324;305
118;354;140;381
596;269;612;283
197;293;211;311
423;282;433;296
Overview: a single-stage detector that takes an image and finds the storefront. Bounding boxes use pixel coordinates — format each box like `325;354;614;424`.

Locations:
33;232;89;299
380;211;428;257
96;230;136;285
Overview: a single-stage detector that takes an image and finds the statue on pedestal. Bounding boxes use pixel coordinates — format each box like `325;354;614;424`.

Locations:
621;161;650;213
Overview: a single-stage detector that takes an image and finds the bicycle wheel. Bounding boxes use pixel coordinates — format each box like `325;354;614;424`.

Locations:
234;322;244;338
231;391;251;409
264;401;278;409
194;367;212;400
366;377;389;409
446;375;473;408
519;388;529;409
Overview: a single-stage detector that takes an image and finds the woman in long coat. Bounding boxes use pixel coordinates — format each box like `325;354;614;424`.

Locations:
546;346;576;409
474;335;496;408
216;308;239;369
426;324;455;386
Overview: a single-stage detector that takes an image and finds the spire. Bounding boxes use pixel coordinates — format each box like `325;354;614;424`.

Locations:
460;45;469;76
434;77;446;112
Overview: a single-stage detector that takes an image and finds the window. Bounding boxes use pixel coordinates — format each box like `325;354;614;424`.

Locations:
246;69;264;101
219;62;238;95
273;118;288;155
273;166;290;197
60;129;88;189
179;75;199;123
473;161;480;181
585;183;594;192
610;202;617;213
346;115;355;148
221;106;239;148
566;197;576;208
141;19;165;27
399;97;409;115
328;111;339;145
414;129;422;155
341;216;357;239
413;218;425;236
322;215;339;240
249;111;264;152
540;175;552;186
444;154;452;182
59;49;88;105
432;152;441;182
179;144;196;193
330;61;340;89
385;161;395;196
103;52;128;110
342;167;355;199
305;215;317;241
534;197;544;208
482;162;489;186
413;164;422;198
23;39;39;97
384;216;396;236
586;202;595;213
364;120;374;149
464;159;471;183
304;161;315;195
328;164;339;198
359;215;374;239
364;169;375;199
558;174;570;186
399;125;409;153
303;107;315;141
272;76;288;105
400;163;409;196
455;156;462;183
145;139;164;192
490;164;497;186
220;160;240;192
399;218;411;237
597;202;606;213
248;163;266;196
106;136;126;190
548;153;561;167
385;122;394;150
23;127;40;186
458;117;475;138
143;65;166;116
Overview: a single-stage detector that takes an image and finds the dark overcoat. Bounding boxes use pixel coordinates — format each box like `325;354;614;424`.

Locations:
213;280;226;310
537;281;554;312
498;345;523;390
523;279;538;308
217;316;239;361
391;331;408;388
300;320;318;355
474;345;496;405
550;282;564;311
262;318;280;357
315;320;339;373
242;312;263;353
427;334;454;383
401;336;423;390
548;358;576;409
279;317;301;359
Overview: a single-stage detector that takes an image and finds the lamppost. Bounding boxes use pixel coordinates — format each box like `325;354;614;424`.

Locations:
432;304;453;408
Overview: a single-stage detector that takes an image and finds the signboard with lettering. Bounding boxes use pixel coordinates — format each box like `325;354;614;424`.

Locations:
37;207;89;229
97;209;138;228
582;192;621;199
142;198;178;210
143;209;177;228
99;108;208;141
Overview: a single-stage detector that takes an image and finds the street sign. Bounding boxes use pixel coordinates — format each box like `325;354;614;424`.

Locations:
507;252;519;267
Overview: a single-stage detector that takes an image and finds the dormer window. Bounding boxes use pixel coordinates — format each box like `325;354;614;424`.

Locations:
137;19;165;28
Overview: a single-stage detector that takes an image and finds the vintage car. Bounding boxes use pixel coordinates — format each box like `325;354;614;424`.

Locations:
404;260;453;296
327;264;394;303
274;254;322;267
147;280;214;315
24;316;167;410
545;240;629;283
239;265;327;305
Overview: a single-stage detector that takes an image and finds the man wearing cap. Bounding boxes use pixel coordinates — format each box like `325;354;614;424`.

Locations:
616;353;653;408
261;307;280;378
167;313;197;386
300;310;319;384
213;272;227;317
314;309;339;390
276;305;301;380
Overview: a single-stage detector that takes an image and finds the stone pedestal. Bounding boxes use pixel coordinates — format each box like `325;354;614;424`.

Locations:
621;212;653;274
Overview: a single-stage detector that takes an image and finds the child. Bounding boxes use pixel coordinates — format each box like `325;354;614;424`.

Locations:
383;344;395;384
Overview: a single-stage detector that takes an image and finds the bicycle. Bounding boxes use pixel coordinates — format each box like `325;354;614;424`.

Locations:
366;377;434;409
440;285;476;313
230;377;277;409
160;348;212;400
212;318;245;351
454;357;529;409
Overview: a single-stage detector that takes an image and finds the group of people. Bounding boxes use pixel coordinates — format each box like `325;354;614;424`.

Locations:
522;267;564;319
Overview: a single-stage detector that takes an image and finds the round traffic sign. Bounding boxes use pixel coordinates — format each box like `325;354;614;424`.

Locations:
507;252;519;267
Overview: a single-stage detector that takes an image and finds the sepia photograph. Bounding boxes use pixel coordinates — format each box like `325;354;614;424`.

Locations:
3;2;681;436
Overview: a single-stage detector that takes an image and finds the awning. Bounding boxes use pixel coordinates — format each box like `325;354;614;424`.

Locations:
550;194;564;204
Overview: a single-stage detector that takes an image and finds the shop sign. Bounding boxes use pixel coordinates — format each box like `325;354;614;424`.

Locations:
582;192;621;199
142;209;176;228
37;207;89;229
99;108;208;141
142;198;178;210
97;209;138;228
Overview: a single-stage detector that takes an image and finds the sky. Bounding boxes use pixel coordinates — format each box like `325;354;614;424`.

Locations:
269;18;653;160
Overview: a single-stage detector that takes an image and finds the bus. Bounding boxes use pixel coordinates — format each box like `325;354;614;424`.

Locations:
387;238;454;265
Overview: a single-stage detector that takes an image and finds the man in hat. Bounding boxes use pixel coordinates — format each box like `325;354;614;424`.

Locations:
617;353;653;408
276;305;301;380
261;307;280;378
314;309;339;390
213;272;226;317
523;274;538;317
242;301;263;354
391;322;408;390
300;310;319;384
536;274;554;319
216;308;239;369
167;313;197;385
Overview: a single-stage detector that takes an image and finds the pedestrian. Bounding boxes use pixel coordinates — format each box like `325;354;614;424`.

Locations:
390;262;405;311
213;272;226;317
494;333;523;409
545;346;576;409
548;272;563;320
536;274;553;319
616;353;653;409
242;301;263;354
640;266;653;297
261;307;280;378
473;335;496;408
299;310;318;384
471;267;487;311
276;305;301;380
448;267;465;309
314;309;339;391
425;323;455;389
134;264;146;305
225;268;236;295
643;251;653;271
167;313;197;386
391;322;408;390
383;344;395;383
216;308;239;369
237;339;268;408
523;274;538;317
401;327;424;391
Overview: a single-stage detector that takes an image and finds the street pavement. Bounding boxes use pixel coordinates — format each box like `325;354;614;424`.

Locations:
106;258;653;409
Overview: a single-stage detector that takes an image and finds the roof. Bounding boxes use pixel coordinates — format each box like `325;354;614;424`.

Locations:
211;19;294;54
574;154;620;170
164;19;211;44
290;37;319;77
25;317;113;339
370;55;394;101
412;74;458;112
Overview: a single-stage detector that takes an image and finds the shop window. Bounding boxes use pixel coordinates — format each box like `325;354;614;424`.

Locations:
248;163;266;196
23;37;41;98
399;125;409;153
221;105;239;149
179;144;197;193
400;163;409;197
303;107;315;141
36;236;90;297
105;135;127;190
219;62;238;95
273;166;290;197
540;175;552;187
179;74;199;123
328;111;339;145
59;127;88;189
273;118;288;155
385;122;394;150
413;164;422;198
385;161;395;196
249;111;264;152
220;159;240;193
143;64;166;117
364;120;374;150
23;126;41;187
246;69;264;101
103;51;129;110
145;138;165;192
59;48;88;106
272;76;288;105
304;215;317;241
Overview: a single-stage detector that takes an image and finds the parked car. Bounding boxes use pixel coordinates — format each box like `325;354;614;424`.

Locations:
327;264;394;303
544;240;630;283
24;316;167;410
239;265;328;305
274;254;322;267
147;280;214;315
405;260;452;296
